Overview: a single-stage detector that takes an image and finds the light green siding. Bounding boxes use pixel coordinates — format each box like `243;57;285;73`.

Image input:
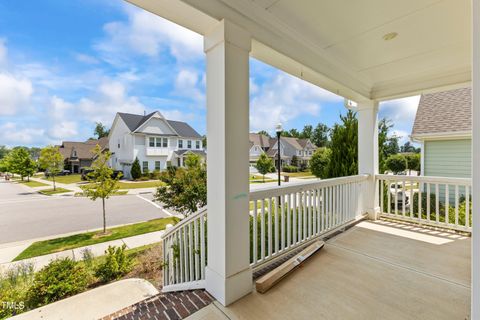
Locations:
424;139;471;178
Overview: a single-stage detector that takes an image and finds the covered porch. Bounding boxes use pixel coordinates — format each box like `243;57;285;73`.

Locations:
190;219;470;320
126;0;479;317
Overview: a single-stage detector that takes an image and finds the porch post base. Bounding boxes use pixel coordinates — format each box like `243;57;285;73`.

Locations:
366;206;381;220
205;266;252;306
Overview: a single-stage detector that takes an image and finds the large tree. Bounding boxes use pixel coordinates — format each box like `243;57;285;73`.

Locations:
401;141;420;153
0;145;9;159
300;125;313;139
155;154;207;215
256;152;274;182
310;148;331;179
311;123;330;147
257;130;271;138
385;154;407;174
94;122;110;139
38;146;64;190
81;145;121;233
325;110;358;178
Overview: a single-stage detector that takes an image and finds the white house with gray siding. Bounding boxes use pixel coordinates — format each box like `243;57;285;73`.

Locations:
412;87;472;179
108;111;205;179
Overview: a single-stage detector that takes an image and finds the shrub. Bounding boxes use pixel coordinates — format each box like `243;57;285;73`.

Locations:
131;158;141;180
150;169;161;180
385;154;407;174
26;258;89;308
282;165;298;173
95;245;133;282
299;162;308;172
0;263;34;318
310;148;331;179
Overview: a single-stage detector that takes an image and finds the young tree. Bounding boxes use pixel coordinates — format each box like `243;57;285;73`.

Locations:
405;153;421;174
310;148;331;179
256;153;274;182
94;122;110;139
22;156;37;181
325;110;358;178
81;145;121;234
385;154;407;174
0;145;9;159
8;147;34;181
130;157;141;180
290;155;299;167
311;123;329;147
155;154;207;215
38;146;64;191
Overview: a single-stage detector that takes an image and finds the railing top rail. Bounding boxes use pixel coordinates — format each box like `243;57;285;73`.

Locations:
162;207;207;238
249;174;369;200
375;174;471;186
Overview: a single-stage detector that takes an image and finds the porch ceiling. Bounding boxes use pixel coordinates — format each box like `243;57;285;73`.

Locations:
127;0;471;101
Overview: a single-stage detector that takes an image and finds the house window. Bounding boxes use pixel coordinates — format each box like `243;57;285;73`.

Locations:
149;137;155;147
187;140;192;149
155;161;161;171
196;141;200;149
117;139;120;149
178;140;183;148
142;161;148;172
155;137;161;147
163;138;168;148
72;150;77;157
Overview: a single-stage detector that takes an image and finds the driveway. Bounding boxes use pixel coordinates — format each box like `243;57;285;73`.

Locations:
0;180;171;244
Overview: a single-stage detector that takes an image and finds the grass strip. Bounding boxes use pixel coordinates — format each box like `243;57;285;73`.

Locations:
14;217;179;261
39;188;71;195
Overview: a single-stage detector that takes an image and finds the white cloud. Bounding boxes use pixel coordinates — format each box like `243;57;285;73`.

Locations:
49;96;74;120
174;69;204;104
48;121;78;139
75;53;99;64
160;109;196;122
95;5;203;64
0;122;45;145
379;96;420;124
0;73;33;115
250;72;341;132
77;80;146;124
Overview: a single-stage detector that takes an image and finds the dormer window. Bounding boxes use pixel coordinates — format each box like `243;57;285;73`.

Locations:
72;150;77;157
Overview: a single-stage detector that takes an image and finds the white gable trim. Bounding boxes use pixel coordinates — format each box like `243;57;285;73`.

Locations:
133;111;179;136
411;131;472;142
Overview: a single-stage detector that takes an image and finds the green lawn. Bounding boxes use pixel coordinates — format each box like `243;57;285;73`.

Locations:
38;188;71;195
14;216;179;261
250;179;277;184
74;190;129;197
17;180;49;187
282;171;314;177
43;174;82;184
117;181;166;189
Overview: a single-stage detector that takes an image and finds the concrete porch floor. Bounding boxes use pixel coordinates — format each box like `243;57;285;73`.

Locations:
188;219;471;320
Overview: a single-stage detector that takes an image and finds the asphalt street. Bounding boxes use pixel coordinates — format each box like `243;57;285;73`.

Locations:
0;180;171;244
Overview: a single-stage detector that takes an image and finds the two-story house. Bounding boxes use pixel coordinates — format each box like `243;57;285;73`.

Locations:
108;111;205;179
249;133;317;167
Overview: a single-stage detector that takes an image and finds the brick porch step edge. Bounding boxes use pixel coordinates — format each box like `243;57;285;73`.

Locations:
101;290;214;320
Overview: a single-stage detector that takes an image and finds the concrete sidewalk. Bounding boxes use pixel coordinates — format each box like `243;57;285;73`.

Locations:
0;229;169;271
11;278;159;320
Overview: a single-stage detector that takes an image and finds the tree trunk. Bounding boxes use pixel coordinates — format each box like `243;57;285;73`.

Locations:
263;174;265;183
102;198;106;234
52;175;56;191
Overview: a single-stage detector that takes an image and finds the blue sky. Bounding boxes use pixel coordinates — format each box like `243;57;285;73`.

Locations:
0;0;419;147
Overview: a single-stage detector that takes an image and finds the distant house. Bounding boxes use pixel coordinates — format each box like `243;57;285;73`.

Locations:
411;87;471;178
58;137;109;173
108;111;205;179
249;133;317;167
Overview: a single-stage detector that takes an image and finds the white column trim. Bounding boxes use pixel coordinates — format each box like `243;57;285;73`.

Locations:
471;0;480;317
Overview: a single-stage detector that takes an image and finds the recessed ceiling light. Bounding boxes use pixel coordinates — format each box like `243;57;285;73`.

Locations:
383;32;398;41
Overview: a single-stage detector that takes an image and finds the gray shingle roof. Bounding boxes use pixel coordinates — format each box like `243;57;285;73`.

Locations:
117;112;201;138
412;87;472;137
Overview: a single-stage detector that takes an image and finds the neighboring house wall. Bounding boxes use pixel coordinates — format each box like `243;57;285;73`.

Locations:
424;139;472;178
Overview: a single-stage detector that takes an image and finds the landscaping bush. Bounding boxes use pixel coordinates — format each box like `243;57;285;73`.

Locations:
26;258;90;308
95;245;133;282
131;158;141;180
299;162;308;172
282;165;298;173
0;263;34;318
150;169;161;180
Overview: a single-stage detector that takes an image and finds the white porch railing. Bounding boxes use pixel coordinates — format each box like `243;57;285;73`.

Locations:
376;174;472;232
161;175;369;292
249;175;369;270
162;207;207;292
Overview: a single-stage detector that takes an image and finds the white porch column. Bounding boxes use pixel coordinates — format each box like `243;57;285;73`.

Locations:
471;0;479;317
357;100;380;219
204;19;252;306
